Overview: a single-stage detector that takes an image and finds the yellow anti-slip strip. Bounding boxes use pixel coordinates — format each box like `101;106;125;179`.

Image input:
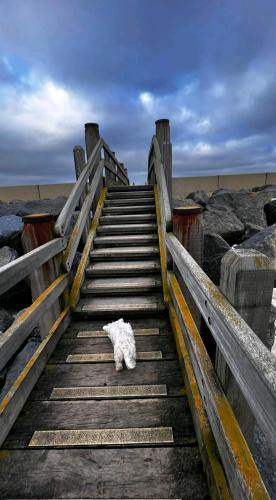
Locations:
28;427;173;447
77;328;160;337
50;384;168;399
66;352;162;363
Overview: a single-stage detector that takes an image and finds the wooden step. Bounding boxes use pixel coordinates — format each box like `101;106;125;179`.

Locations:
86;260;161;277
76;327;160;337
82;276;162;295
29;360;185;400
94;234;159;247
50;335;177;363
99;214;156;225
102;205;156;215
105;198;155;206
75;294;165;317
50;384;167;399
90;246;159;260
108;185;153;192
0;448;207;498
106;191;155;199
97;223;157;235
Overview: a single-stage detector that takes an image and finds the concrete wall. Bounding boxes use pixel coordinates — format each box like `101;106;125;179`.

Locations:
0;183;74;202
172;172;276;198
0;172;275;202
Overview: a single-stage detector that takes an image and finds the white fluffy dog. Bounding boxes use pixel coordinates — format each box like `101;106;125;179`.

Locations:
103;318;136;371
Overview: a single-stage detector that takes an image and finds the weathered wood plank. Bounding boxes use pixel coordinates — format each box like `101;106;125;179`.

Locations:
168;272;269;499
0;307;70;447
102;140;129;184
29;360;185;400
69;188;107;308
49;336;177;363
62;160;105;271
168;301;230;500
0;274;69;371
0;448;207;499
4;397;194;448
166;232;276;455
154;185;170;304
55;138;102;236
0;237;66;296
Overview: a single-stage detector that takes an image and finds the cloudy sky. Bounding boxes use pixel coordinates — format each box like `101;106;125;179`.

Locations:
0;0;276;185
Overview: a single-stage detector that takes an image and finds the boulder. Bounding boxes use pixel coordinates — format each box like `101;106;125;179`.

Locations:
18;196;67;217
208;187;276;228
0;337;40;399
0;246;18;267
264;199;276;226
203;233;230;285
237;224;276;266
185;190;209;207
203;204;245;243
0;215;23;248
241;222;263;242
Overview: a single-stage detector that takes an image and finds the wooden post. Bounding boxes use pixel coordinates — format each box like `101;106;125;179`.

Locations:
216;247;276;444
73;145;89;242
21;214;61;339
84;122;102;210
104;149;112;187
173;202;203;328
155;119;172;206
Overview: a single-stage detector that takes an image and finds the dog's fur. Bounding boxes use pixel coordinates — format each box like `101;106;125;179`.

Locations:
103;318;136;371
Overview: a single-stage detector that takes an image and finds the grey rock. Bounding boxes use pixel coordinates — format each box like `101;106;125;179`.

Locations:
203;233;230;285
203;204;245;243
264;199;276;226
237;224;276;265
0;246;18;267
0;308;13;333
241;223;263;242
0;196;67;218
208;188;276;228
0;337;40;399
186;190;209;207
252;184;276;192
0;215;23;247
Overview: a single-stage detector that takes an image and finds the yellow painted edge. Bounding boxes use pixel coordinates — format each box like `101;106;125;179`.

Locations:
168;300;230;500
154;185;170;304
1;273;68;344
168;271;269;500
69;187;107;308
0;306;70;415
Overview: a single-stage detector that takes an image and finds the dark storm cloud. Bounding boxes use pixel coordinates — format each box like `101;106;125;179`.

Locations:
0;0;275;185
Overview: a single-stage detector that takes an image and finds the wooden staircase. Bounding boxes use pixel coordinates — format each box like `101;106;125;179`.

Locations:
0;185;208;499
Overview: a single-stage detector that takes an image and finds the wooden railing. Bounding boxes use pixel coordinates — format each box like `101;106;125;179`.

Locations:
148;119;275;498
0;122;129;446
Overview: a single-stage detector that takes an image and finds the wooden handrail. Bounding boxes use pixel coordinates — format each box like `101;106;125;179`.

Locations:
54;138;103;236
63;159;105;271
166;232;276;455
0;274;69;371
0;237;67;295
102;140;129;183
148;136;171;231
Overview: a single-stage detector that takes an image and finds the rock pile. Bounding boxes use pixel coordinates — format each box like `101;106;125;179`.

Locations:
180;185;276;285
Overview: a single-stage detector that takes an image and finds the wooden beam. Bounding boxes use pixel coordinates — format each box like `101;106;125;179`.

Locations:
62;160;105;271
154;186;169;304
168;300;230;500
102;141;129;184
168;272;269;499
54;138;102;236
69;188;107;308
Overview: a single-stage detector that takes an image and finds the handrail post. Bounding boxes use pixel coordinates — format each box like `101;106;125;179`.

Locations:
216;247;276;445
85;122;102;210
21;214;61;339
73;145;89;242
155;118;172;206
173;202;204;328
